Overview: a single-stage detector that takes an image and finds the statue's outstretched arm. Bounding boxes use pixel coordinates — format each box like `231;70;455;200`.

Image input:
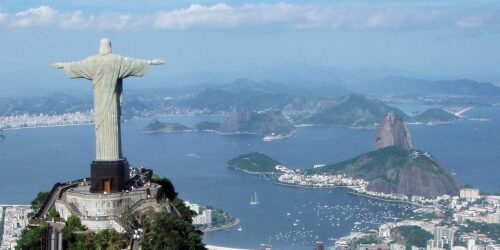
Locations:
149;59;166;65
51;62;65;69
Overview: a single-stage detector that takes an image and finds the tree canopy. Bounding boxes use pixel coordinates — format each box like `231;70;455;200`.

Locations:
141;211;206;250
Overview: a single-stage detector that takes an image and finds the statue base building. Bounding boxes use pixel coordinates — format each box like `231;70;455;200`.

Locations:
37;167;162;232
90;158;130;193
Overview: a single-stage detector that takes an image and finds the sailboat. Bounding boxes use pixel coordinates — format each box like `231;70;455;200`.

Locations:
249;192;260;205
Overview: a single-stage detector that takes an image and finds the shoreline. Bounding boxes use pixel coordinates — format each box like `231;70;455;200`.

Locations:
274;182;429;207
1;122;94;131
347;191;428;207
202;218;240;233
274;181;353;190
228;167;280;176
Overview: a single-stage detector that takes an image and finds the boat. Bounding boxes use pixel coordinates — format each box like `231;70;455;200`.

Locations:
250;192;260;205
237;226;243;231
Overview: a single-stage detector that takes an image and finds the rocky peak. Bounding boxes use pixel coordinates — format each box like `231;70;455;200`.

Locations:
374;112;413;150
217;108;253;133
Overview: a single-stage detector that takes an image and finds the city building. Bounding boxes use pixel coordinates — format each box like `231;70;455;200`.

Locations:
460;189;480;201
193;209;213;225
432;226;455;248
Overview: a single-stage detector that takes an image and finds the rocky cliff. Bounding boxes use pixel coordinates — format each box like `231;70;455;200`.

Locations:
374;112;413;150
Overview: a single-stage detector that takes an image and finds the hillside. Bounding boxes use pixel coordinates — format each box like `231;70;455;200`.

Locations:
307;146;461;198
218;108;296;137
284;94;408;127
227;152;283;174
180;78;350;112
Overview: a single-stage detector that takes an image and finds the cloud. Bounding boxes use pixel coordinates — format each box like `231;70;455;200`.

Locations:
153;2;499;31
155;3;304;30
13;6;57;27
0;2;498;31
0;12;7;23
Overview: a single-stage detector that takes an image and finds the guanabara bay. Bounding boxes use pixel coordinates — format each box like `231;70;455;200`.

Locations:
0;1;499;250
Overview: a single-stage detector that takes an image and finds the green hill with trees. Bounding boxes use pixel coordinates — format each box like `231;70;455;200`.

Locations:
227;152;283;174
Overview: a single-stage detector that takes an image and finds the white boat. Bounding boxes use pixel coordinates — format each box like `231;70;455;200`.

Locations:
237;226;243;231
250;192;260;205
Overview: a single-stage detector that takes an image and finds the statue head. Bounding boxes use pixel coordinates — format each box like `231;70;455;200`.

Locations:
99;38;112;55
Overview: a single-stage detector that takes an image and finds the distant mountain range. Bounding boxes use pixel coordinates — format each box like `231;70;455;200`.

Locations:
179;78;350;111
1;77;495;121
348;76;500;96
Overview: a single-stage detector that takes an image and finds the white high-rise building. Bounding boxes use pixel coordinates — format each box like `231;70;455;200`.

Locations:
460;189;480;201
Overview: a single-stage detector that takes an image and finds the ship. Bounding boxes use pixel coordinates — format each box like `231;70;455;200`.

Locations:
250;192;260;205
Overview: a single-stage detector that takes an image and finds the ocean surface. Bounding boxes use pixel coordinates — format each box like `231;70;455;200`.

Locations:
0;106;499;249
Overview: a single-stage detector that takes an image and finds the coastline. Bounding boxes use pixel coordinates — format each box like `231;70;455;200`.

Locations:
228;167;280;176
202;218;240;233
275;181;429;208
1;122;94;131
347;191;428;207
274;181;351;190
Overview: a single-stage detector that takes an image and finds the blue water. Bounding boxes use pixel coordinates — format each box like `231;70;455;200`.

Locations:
0;107;499;249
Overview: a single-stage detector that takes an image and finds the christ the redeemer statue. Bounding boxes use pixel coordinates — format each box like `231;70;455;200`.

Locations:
52;39;164;193
52;39;164;161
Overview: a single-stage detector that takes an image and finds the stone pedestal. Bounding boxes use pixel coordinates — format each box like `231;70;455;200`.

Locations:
90;159;129;193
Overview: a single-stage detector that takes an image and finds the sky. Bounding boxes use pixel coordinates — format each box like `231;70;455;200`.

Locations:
0;0;499;95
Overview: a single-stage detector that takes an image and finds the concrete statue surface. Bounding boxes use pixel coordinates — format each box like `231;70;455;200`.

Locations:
52;38;164;161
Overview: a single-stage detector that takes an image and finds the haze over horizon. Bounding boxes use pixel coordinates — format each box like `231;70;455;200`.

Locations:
1;0;499;96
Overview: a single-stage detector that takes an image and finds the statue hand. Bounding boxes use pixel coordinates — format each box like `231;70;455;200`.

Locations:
51;63;64;69
149;59;165;65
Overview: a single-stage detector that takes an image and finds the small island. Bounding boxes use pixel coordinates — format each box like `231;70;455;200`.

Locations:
143;119;192;133
143;108;296;140
227;152;284;174
408;108;459;124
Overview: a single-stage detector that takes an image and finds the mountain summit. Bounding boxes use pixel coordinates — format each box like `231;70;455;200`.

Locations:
374;112;413;150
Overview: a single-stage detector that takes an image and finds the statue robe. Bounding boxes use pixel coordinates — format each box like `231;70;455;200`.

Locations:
63;54;149;161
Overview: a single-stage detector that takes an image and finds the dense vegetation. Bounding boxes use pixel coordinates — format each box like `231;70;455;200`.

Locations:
151;174;179;201
458;221;500;242
16;215;129;250
227;152;283;174
141;206;205;250
391;226;433;248
16;222;49;250
27;191;49;217
308;146;444;178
